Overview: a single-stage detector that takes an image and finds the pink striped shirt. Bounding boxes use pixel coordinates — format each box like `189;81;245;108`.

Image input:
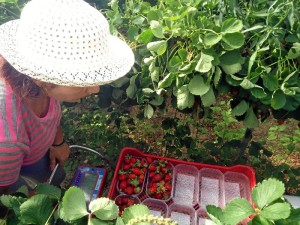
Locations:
0;80;61;186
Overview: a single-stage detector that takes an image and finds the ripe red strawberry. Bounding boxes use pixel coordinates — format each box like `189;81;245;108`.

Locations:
129;173;136;179
139;174;145;179
116;198;123;205
132;168;142;175
277;119;285;125
127;198;136;206
118;174;127;181
152;174;162;182
149;165;156;171
149;172;155;178
123;164;131;171
165;182;172;191
146;157;153;164
148;186;157;194
124;186;134;195
155;193;163;199
119;181;127;190
130;158;137;163
160;167;168;174
165;174;172;182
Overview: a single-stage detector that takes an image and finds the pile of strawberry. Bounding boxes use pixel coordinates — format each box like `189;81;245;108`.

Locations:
146;159;173;200
117;155;151;195
115;195;140;215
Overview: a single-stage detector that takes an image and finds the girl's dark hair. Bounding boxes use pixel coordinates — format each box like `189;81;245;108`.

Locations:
0;55;42;98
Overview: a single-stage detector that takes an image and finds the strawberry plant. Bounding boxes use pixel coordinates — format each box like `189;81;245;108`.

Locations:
117;155;148;195
0;184;178;225
115;195;140;215
146;160;173;200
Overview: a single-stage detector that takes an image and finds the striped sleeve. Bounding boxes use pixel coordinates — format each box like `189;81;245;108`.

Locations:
0;142;27;186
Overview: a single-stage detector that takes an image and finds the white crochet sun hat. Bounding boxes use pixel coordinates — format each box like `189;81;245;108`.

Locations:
0;0;134;86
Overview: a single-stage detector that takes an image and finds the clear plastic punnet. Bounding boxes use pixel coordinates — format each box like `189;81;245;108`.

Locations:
224;171;251;204
142;198;168;218
199;168;225;209
197;209;214;225
173;164;199;207
168;203;196;225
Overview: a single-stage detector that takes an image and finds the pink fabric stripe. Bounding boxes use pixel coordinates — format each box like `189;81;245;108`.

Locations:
5;93;16;140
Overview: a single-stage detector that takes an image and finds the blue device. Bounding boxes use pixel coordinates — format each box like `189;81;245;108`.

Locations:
71;166;107;203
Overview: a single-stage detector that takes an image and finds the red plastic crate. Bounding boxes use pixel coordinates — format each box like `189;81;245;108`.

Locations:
108;147;256;200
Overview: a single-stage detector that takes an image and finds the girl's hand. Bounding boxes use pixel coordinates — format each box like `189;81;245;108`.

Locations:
49;143;70;170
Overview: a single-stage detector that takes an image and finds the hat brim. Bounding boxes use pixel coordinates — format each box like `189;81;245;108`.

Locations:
0;20;135;87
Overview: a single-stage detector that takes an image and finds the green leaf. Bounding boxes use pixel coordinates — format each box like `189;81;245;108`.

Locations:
221;18;243;33
144;104;154;119
178;49;188;61
89;198;118;221
19;195;53;225
127;26;139;41
243;107;259;128
147;40;167;55
251;178;285;209
287;43;300;59
138;29;154;44
168;56;181;72
126;75;138;99
188;75;210;96
150;20;164;38
232;100;248;116
222;32;245;49
204;32;222;47
260;202;291;220
36;184;61;200
206;205;224;223
271;90;286;110
213;67;222;88
248;50;257;75
60;187;89;221
221;63;242;74
262;74;279;91
201;86;216;107
90;218;112;225
115;217;125;225
150;95;164;106
251;216;272;225
251;88;267;99
195;52;214;73
122;204;150;225
223;198;255;225
158;73;175;88
0;195;27;216
240;79;262;90
177;85;195;110
220;50;243;65
111;76;130;88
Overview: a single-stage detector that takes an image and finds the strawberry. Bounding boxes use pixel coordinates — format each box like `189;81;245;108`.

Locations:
165;174;172;182
152;174;162;182
165;182;172;191
124;155;132;164
129;173;136;179
132;168;142;175
119;181;127;190
149;171;155;178
124;186;134;195
127;198;136;206
116;198;123;206
146;157;153;164
149;165;156;171
118;174;127;181
155;193;163;199
130;158;137;163
122;197;128;205
277;119;285;125
123;164;131;171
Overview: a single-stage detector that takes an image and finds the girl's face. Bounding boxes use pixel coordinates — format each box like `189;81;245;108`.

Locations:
35;81;100;102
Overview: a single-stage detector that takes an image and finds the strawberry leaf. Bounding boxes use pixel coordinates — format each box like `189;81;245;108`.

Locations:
251;178;285;209
260;202;291;220
60;187;89;221
223;198;255;225
36;183;61;200
122;204;150;225
89;198;118;221
19;194;53;225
